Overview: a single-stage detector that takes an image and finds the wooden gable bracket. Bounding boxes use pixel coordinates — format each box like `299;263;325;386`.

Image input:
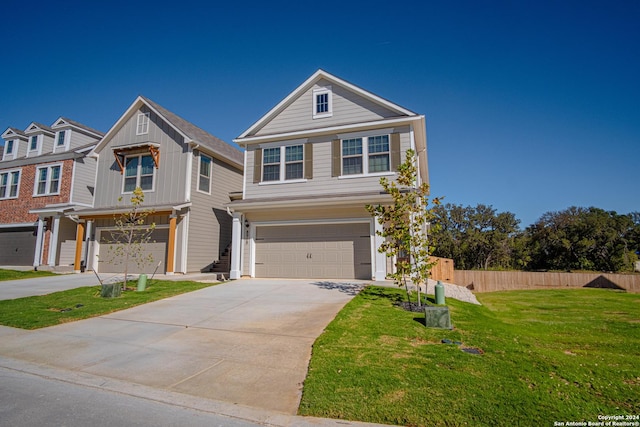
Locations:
113;144;160;174
114;152;125;174
148;146;160;169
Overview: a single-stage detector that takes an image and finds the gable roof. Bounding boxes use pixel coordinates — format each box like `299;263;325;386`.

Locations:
2;127;27;140
93;96;243;169
237;69;419;139
51;117;104;138
25;122;55;136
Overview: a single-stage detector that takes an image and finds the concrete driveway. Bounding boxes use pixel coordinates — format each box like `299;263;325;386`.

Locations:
0;278;365;417
0;272;100;300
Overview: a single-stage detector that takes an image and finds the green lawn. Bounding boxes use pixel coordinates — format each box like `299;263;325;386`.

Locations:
299;287;640;426
0;279;218;329
0;269;56;281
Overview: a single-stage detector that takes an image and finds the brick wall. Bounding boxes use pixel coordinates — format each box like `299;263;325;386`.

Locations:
0;159;74;224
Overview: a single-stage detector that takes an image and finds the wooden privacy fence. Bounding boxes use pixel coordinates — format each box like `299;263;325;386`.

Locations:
454;270;640;293
430;257;455;283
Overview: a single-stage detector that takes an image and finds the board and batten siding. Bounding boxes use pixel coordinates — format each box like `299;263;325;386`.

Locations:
93;107;190;207
71;156;96;206
186;151;243;272
255;79;398;136
57;218;80;266
244;129;412;200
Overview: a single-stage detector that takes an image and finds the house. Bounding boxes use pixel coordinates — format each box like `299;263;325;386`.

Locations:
0;118;103;268
228;70;429;280
72;96;243;275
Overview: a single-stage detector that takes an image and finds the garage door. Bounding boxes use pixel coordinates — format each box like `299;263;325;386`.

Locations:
255;223;371;279
98;228;168;274
0;227;37;266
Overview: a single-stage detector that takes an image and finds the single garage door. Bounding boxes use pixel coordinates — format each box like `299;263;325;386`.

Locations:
255;223;371;279
0;227;37;266
98;228;168;274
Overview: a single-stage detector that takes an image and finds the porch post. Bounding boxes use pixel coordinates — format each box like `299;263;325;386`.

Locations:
48;215;61;266
374;216;387;281
73;221;85;273
229;212;242;279
33;218;45;269
166;215;176;275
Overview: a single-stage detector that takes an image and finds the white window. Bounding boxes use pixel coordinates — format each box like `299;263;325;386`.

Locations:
136;113;150;135
198;153;212;194
123;154;155;192
262;145;304;182
27;135;41;156
341;135;390;176
34;164;62;196
3;140;16;160
0;169;20;199
312;87;332;119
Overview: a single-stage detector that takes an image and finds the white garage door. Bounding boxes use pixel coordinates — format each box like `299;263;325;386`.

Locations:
255;223;371;279
98;228;168;274
0;227;37;266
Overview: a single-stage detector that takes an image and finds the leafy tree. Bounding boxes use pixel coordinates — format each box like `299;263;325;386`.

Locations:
101;187;156;289
430;203;520;270
366;149;441;306
525;207;638;272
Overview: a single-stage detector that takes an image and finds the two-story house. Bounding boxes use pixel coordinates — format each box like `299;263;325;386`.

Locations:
228;70;429;280
72;96;243;275
0;118;103;268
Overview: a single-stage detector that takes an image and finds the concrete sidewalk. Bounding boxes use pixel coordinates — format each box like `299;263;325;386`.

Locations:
0;278;390;426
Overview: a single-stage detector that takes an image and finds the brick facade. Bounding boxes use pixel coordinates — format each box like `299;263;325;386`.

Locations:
0;158;74;224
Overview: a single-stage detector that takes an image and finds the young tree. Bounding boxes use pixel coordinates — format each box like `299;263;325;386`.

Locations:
101;187;156;289
366;149;441;306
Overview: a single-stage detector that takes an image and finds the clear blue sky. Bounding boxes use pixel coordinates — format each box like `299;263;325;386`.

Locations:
1;0;638;228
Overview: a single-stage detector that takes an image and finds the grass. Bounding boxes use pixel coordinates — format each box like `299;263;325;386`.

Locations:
299;287;640;426
0;279;218;329
0;269;56;281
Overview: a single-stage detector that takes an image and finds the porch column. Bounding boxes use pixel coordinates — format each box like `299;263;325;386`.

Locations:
166;215;176;275
47;215;61;266
374;216;387;281
73;221;85;273
229;213;242;280
33;218;45;269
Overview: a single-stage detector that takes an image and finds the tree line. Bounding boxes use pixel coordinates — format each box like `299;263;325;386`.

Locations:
430;204;640;272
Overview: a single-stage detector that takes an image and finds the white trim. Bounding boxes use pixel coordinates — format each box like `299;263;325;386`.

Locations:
48;216;61;266
0;168;21;199
259;144;305;183
121;153;156;194
185;143;194;201
235;115;424;145
373;216;386;281
258;179;307;186
69;158;77;203
230;213;242;279
27;134;42;157
53;129;71;153
339;134;392;177
33;163;63;197
180;210;189;274
33;218;45;268
196;151;213;195
2;139;17;161
312;86;332;119
0;222;35;229
337;128;395;140
136;112;150;135
338;172;394;180
242;150;247;198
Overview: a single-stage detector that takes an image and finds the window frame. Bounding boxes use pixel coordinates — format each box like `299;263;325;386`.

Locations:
122;153;156;194
0;169;21;199
340;134;392;177
260;144;306;184
312;86;333;119
27;135;41;157
33;163;62;197
3;139;16;161
136;112;150;135
53;130;70;152
197;152;213;194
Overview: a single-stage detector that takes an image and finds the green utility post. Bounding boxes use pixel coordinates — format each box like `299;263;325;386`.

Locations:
435;280;445;305
137;274;148;291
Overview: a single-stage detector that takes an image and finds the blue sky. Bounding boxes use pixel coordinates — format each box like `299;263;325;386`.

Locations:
1;0;638;228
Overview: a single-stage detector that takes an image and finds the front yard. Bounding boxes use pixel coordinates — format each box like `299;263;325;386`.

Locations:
300;287;640;426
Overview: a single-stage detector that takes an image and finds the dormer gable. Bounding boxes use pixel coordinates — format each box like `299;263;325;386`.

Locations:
1;127;27;161
50;117;104;153
237;69;419;139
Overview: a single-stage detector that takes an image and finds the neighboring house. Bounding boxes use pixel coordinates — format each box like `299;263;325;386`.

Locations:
0;118;103;268
228;69;429;280
72;96;243;275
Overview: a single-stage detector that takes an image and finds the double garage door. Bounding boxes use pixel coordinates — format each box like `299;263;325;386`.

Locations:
255;223;371;279
98;228;168;274
0;227;37;266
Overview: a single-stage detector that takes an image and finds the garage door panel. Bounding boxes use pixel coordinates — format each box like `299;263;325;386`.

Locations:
0;228;37;266
255;223;371;279
98;229;168;274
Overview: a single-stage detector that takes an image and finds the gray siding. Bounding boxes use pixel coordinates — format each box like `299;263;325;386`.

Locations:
244;128;412;200
186;151;242;272
41;135;54;155
57;218;79;266
93;107;190;207
69;130;100;151
255;79;398;136
71;156;96;206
